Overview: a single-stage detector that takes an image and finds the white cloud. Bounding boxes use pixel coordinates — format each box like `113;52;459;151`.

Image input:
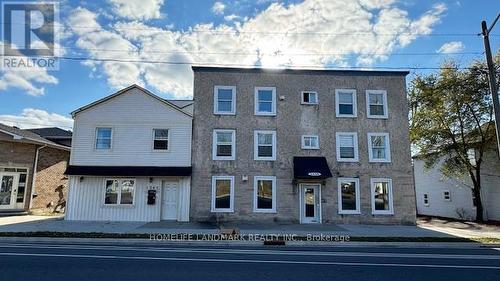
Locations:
212;2;226;15
108;0;165;20
224;14;241;21
70;0;447;99
437;41;464;54
0;108;73;129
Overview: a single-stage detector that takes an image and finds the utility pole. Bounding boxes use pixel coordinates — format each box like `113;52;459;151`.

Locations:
481;13;500;157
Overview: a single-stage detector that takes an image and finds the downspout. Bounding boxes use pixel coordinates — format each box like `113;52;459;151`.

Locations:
29;145;46;210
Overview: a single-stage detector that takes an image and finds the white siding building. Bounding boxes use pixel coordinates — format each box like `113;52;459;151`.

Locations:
65;85;193;222
414;146;500;221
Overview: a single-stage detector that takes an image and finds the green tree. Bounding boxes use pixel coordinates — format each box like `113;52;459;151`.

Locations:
409;54;499;222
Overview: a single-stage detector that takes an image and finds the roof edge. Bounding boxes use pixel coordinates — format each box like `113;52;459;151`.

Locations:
191;66;410;76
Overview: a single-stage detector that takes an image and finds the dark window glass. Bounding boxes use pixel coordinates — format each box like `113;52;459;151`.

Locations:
374;182;390;211
217;145;232;156
16;173;27;203
339;104;353;115
258;146;273;157
105;180;118;204
305;188;315;217
120;180;134;204
341;182;357;210
215;180;231;209
340;147;355;158
370;104;384;116
257;180;273;209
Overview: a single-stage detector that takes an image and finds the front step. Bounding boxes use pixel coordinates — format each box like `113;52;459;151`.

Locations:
0;211;29;217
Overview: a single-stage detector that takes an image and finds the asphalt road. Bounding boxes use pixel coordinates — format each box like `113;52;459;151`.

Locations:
0;240;499;281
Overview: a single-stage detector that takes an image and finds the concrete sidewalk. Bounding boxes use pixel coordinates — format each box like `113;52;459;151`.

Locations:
0;215;498;239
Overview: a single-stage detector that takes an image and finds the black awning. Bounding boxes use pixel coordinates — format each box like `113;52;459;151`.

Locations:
293;157;333;180
65;165;192;177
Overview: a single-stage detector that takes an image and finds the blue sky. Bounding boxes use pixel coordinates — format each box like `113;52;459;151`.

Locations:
0;0;498;129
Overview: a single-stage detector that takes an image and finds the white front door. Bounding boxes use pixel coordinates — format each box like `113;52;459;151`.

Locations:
300;184;321;224
0;173;19;210
161;181;178;220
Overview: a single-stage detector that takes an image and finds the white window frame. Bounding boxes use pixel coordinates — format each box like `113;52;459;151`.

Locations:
371;178;394;215
301;135;319;150
152;128;170;151
366;90;388;119
301;91;318;105
103;178;136;206
253;176;277;213
254;130;277;161
214;86;236;115
211;176;235;212
335;132;359;162
367;133;391;163
443;190;451;201
212;129;236;160
254;87;277;116
423;193;429;206
338;178;361;214
335;89;357;118
95;127;113;150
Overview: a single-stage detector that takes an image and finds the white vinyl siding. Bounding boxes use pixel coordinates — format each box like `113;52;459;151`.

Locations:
366;90;388;118
214;86;236;115
335;132;359;162
367;133;391;163
254;87;276;116
335;89;357;117
70;88;192;167
212;129;236;160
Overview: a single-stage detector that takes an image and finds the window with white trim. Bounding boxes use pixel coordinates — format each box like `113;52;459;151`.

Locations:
104;179;135;205
253;176;276;213
443;190;451;201
153;129;169;150
254;87;276;116
301;135;319;149
212;129;236;160
335;89;357;117
366;90;388;118
95;127;112;149
423;193;429;206
301;91;318;104
211;176;234;212
254;130;276;160
214;86;236;115
367;133;391;162
336;132;358;162
371;178;393;215
338;178;360;214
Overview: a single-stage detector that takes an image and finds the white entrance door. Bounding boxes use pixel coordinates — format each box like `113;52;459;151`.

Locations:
0;173;19;210
300;184;321;223
161;181;178;220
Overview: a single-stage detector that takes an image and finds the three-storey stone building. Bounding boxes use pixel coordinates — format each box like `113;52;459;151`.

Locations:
191;67;415;224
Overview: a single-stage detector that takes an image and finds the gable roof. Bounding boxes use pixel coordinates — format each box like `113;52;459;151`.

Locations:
0;123;70;151
27;127;72;139
71;84;193;118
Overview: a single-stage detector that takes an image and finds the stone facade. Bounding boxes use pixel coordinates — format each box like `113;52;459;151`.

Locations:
0;135;69;213
191;68;416;225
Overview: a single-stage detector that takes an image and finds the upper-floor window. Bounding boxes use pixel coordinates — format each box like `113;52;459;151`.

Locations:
211;176;234;212
212;129;236;160
153;129;169;150
104;179;135;205
336;132;359;162
214;86;236;115
335;89;357;117
253;176;277;213
423;193;429;206
366;90;388;118
95;127;112;149
254;130;276;160
371;178;393;215
301;135;319;149
367;133;391;162
301;91;318;105
254;87;276;116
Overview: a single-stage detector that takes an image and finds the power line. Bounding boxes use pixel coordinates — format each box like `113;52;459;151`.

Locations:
23;55;486;70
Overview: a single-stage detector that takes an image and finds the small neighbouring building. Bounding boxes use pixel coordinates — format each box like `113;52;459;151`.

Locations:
65;85;193;222
0;123;70;213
